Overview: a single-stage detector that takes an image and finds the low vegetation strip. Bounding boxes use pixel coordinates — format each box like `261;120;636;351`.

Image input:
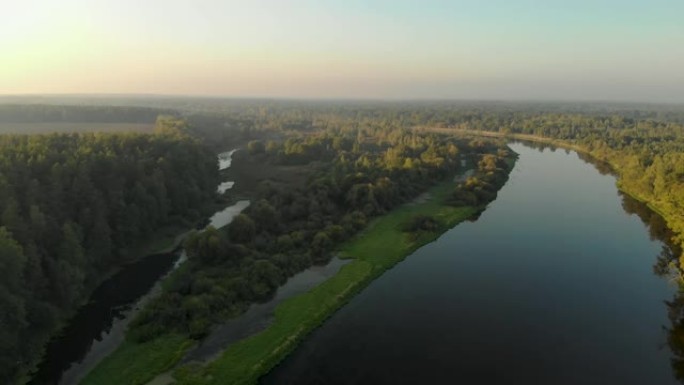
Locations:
80;335;193;385
171;175;497;385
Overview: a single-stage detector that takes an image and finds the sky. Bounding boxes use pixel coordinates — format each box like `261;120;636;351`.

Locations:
2;0;684;102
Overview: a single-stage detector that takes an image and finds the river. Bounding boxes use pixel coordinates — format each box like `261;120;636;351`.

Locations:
263;143;681;385
29;150;247;385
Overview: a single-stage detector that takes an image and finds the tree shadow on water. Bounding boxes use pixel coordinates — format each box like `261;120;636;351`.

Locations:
620;192;684;383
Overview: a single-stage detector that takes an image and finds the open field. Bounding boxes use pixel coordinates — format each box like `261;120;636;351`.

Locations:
224;151;323;198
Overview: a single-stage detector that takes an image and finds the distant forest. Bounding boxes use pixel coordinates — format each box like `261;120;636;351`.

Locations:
0;104;172;123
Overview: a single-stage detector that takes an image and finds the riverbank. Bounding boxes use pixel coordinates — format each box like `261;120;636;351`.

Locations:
421;128;684;262
261;141;681;385
169;162;514;385
80;179;479;385
22;203;219;385
25;148;240;385
78;199;252;385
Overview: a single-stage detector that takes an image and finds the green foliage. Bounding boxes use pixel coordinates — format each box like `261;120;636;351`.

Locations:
247;140;265;155
172;176;490;385
448;152;514;207
80;335;193;385
400;214;439;233
154;115;190;137
0;104;168;124
228;214;256;244
184;227;232;264
16;100;684;384
95;128;513;385
0;129;218;383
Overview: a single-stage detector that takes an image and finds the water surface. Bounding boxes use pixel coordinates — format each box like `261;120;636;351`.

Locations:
218;149;238;170
263;143;679;385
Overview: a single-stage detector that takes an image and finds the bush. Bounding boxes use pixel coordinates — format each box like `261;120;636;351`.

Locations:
247;140;265;155
401;214;439;233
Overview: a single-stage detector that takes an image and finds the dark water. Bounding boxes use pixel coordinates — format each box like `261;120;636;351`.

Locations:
29;150;244;385
263;143;681;385
27;251;180;385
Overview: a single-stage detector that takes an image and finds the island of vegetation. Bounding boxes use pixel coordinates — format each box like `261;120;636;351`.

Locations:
80;125;515;385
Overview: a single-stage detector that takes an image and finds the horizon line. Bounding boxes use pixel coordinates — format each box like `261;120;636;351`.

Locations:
1;93;684;107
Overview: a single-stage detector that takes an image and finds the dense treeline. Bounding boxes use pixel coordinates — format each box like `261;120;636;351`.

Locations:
0;105;173;124
0;122;219;382
183;113;262;150
129;129;508;342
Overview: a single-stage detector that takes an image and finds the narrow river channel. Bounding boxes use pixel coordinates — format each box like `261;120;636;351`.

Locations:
29;150;247;385
263;142;681;385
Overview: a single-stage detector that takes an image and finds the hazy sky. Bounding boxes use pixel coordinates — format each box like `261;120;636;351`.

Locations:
2;0;683;101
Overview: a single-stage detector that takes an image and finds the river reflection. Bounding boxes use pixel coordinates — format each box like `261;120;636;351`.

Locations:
263;142;681;385
619;192;684;383
619;191;684;384
533;142;684;384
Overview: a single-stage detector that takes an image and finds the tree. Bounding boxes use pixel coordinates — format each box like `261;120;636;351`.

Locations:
0;227;25;292
311;231;331;259
184;227;229;264
228;214;256;244
251;199;277;231
247;140;265;155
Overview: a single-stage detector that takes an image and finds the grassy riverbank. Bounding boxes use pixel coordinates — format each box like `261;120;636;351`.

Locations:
82;178;481;385
82;139;516;385
170;178;487;385
80;336;193;385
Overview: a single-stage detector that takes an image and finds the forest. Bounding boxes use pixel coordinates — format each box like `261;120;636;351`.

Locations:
0;119;219;383
159;103;684;383
129;128;511;343
2;100;684;384
0;105;171;124
153;98;684;266
150;99;684;265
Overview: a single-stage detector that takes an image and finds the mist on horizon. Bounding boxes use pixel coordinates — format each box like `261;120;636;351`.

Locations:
2;0;683;103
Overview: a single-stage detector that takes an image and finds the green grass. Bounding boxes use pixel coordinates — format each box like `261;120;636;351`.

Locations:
80;335;193;385
341;182;476;266
173;261;374;385
79;170;498;385
172;179;478;385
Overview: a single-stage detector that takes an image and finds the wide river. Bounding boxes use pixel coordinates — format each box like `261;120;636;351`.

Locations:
263;143;682;385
